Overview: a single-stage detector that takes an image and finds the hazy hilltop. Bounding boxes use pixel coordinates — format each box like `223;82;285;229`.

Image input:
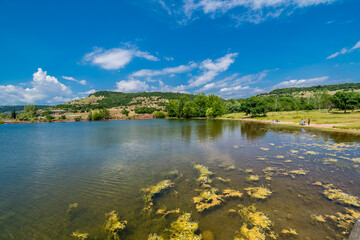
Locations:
258;82;360;98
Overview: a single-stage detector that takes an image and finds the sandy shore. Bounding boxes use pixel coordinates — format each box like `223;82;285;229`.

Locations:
219;117;360;135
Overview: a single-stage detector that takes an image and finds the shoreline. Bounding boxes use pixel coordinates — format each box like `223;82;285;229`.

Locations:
219;117;360;135
2;115;360;135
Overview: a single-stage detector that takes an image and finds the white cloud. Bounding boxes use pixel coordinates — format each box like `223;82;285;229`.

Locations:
115;79;149;92
188;53;238;87
327;40;360;59
272;76;329;89
131;62;197;77
79;90;96;95
0;68;73;105
220;85;249;92
181;0;336;24
83;46;159;70
164;56;174;61
62;76;87;85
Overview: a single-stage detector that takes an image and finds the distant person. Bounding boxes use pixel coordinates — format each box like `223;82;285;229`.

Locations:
308;118;311;125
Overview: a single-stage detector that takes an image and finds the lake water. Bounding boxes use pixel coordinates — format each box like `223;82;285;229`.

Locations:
1;119;360;240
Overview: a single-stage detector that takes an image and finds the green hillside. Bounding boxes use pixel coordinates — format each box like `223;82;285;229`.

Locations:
0;105;48;114
54;91;195;112
260;82;360;96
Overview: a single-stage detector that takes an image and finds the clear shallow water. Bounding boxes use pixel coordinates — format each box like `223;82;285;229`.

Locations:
0;119;360;240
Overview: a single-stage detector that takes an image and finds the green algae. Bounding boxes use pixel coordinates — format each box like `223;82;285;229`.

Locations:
194;164;213;185
72;231;89;240
104;210;127;240
246;175;260;182
244;187;272;200
326;208;360;235
142;180;173;206
235;205;276;240
193;188;223;212
323;188;360;207
148;213;202;240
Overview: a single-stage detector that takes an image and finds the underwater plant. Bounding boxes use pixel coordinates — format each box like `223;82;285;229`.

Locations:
323;188;360;207
193;188;223;212
244;187;272;200
311;214;326;223
148;233;165;240
104;210;127;240
142;180;173;206
216;177;231;182
281;228;298;236
235;205;276;240
325;208;360;235
169;213;202;240
156;206;180;217
71;232;89;240
194;164;213;185
223;189;243;199
246;175;260;182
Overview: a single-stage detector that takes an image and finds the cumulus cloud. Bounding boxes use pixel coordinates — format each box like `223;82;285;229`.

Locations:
83;46;159;70
115;79;149;92
62;76;87;85
188;53;238;87
131;62;197;77
0;68;73;105
327;40;360;59
272;76;329;89
220;85;249;92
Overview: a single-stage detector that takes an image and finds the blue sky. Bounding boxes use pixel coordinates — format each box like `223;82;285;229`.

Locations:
0;0;359;105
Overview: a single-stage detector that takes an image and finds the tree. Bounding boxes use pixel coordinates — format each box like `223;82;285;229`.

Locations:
178;95;190;118
331;91;359;113
193;93;208;117
121;109;129;116
182;102;194;118
166;100;179;117
241;97;267;117
24;105;38;119
11;110;16;119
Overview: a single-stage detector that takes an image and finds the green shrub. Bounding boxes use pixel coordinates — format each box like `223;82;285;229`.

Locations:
74;116;82;121
134;107;157;114
0;120;4;124
121;109;129;116
153;111;165;119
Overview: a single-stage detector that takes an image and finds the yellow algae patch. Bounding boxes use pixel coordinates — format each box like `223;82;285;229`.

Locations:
351;158;360;163
257;157;266;161
311;214;326;222
275;155;284;159
72;232;89;240
234;145;239;149
281;228;298;235
323;188;360;207
223;189;243;199
312;182;323;186
244;169;253;174
288;169;307;175
323;158;338;165
269;143;275;146
169;213;202;240
235;205;276;240
156;206;180;217
193;188;223;212
244;187;272;200
216;177;231;183
326;208;360;234
284;160;292;163
148;233;165;240
289;150;298;154
142;180;173;205
298;156;305;159
305;151;318;155
260;147;269;151
194;164;213;184
246;175;260;182
104;211;127;240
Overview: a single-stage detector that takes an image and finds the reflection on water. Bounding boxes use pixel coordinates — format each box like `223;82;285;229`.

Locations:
0;119;359;239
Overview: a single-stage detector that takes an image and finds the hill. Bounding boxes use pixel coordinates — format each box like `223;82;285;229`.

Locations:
0;105;48;114
54;91;194;113
259;82;360;97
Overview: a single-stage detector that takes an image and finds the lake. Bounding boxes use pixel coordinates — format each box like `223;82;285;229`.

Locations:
0;119;359;239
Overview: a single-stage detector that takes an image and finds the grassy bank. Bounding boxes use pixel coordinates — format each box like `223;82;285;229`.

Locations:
221;110;360;130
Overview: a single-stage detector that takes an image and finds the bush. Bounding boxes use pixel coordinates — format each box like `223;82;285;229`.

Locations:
121;109;129;116
60;115;66;120
74;116;82;121
153;111;165;119
134;107;157;114
0;120;4;124
88;109;111;121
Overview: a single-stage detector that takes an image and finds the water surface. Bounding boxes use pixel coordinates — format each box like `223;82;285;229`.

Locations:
1;120;359;239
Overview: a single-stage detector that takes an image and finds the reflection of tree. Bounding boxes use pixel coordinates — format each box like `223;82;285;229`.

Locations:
240;121;268;140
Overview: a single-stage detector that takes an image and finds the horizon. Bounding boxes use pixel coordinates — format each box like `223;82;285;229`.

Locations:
1;0;360;105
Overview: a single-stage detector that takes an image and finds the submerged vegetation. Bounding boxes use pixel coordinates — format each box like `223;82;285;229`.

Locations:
142;180;173;207
104;211;127;240
244;187;272;200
